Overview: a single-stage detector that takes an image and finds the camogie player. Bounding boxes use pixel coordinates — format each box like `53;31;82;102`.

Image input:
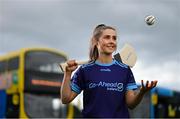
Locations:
60;24;157;118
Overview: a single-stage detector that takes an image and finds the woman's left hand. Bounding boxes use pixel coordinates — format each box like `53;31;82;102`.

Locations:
140;80;158;94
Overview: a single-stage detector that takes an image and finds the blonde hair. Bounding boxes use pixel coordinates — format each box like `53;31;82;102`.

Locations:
89;24;116;61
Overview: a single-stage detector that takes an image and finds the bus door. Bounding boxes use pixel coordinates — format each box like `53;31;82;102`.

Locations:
5;57;20;118
0;61;7;118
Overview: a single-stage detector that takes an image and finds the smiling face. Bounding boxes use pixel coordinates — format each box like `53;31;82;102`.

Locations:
97;29;117;55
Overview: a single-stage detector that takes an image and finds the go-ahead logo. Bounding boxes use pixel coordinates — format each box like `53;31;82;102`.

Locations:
89;81;123;92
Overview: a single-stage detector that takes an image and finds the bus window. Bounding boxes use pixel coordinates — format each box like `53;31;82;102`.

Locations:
24;51;69;118
7;57;19;71
25;51;66;73
156;94;180;118
0;61;7;89
7;57;19;88
0;61;7;73
156;103;166;117
24;51;66;93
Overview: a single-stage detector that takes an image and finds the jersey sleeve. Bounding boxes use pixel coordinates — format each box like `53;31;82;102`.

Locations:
126;67;138;90
70;66;84;94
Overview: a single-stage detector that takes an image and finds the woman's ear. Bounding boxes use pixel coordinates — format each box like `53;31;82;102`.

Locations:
96;41;100;49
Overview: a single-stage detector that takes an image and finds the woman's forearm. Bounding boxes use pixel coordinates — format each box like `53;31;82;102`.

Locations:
60;60;79;104
132;90;145;109
126;90;145;109
60;72;73;104
126;80;157;109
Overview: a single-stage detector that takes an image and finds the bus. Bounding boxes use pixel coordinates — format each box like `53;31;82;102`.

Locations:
0;47;82;118
129;86;180;118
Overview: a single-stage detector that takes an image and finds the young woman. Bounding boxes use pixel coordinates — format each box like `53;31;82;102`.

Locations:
60;24;157;118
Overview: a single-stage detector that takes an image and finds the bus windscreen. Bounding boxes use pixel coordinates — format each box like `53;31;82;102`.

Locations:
24;51;67;94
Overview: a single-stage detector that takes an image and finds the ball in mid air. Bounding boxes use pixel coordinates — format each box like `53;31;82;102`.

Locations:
145;15;155;25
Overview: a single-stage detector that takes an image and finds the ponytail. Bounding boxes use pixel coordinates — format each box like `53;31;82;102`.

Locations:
89;38;99;61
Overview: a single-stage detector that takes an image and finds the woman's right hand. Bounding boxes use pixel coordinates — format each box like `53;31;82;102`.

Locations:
61;60;79;104
65;60;78;74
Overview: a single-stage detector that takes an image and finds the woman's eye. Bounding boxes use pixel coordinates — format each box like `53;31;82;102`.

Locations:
103;35;117;41
104;35;110;39
113;36;117;41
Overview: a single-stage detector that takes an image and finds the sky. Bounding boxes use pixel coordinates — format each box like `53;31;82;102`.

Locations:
0;0;180;91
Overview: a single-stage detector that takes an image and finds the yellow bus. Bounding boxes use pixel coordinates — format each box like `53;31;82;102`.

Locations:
0;47;82;118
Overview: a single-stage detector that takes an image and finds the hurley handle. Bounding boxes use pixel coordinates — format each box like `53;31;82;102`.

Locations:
59;60;88;72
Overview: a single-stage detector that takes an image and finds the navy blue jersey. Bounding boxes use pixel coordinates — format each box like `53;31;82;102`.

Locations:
71;59;137;118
